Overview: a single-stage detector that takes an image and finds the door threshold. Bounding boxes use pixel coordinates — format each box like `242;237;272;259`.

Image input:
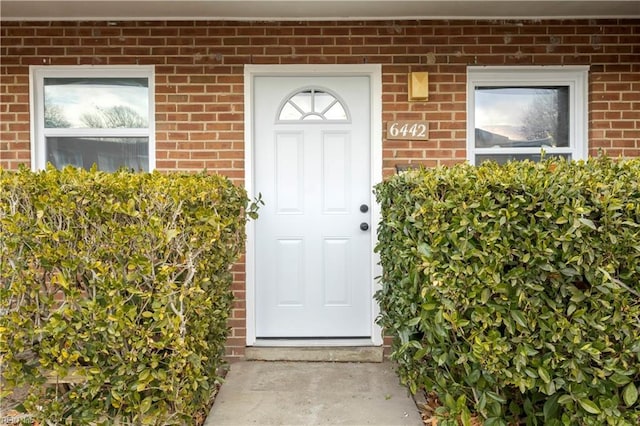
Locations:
253;338;374;347
245;344;384;362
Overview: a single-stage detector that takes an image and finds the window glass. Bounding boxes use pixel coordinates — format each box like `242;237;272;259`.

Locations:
279;102;303;120
475;87;569;148
325;103;348;120
47;137;149;172
44;78;149;129
290;91;313;113
314;91;336;112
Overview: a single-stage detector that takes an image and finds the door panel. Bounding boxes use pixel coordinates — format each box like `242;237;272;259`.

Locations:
322;132;350;213
322;238;351;306
275;239;304;306
275;132;304;213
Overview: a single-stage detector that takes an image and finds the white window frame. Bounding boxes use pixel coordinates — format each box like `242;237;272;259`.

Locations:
30;65;156;171
466;66;588;165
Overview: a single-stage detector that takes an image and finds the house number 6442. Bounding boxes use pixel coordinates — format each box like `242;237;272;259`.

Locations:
386;121;429;140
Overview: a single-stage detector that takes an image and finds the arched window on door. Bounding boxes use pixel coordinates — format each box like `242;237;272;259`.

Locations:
277;87;350;122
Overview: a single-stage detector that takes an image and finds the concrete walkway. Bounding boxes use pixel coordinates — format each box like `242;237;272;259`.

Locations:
205;361;423;425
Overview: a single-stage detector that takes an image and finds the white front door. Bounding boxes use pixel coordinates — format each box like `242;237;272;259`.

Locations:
253;75;372;338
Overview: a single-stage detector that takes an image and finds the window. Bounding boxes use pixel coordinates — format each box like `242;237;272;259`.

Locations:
31;66;155;171
467;66;588;165
277;87;349;122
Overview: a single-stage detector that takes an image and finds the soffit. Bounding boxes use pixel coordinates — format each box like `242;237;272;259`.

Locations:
2;0;639;21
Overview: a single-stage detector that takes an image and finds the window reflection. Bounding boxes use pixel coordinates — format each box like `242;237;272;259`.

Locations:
44;78;149;129
475;87;569;148
47;137;149;172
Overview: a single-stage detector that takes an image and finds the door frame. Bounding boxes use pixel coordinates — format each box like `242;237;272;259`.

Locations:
244;64;383;347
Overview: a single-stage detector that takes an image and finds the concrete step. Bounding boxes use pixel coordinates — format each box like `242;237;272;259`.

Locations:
245;346;384;362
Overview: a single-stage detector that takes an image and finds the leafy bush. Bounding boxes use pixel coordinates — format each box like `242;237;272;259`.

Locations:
0;166;254;425
374;157;640;426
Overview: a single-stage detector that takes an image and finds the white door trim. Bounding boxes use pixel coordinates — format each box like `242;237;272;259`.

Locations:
244;64;383;346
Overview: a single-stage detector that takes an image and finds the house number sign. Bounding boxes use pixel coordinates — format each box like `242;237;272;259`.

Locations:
386;120;429;140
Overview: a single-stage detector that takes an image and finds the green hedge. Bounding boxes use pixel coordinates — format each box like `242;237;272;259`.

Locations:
374;157;640;426
0;166;254;425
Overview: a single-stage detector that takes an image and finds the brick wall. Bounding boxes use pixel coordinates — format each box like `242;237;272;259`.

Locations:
1;19;639;359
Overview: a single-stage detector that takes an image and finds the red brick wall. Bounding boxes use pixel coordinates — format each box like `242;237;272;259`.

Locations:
2;19;639;359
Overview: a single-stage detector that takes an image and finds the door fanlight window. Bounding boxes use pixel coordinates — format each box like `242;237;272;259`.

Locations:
277;88;349;122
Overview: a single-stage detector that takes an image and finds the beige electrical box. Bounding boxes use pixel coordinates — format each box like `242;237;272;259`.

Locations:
408;72;429;101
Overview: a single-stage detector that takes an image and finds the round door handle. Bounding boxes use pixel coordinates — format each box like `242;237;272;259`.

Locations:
360;204;369;213
360;222;369;231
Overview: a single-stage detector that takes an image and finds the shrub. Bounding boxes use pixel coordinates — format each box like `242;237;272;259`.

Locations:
374;157;640;426
0;166;254;425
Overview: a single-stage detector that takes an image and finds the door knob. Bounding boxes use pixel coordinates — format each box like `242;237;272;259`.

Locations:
360;204;369;213
360;222;369;231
